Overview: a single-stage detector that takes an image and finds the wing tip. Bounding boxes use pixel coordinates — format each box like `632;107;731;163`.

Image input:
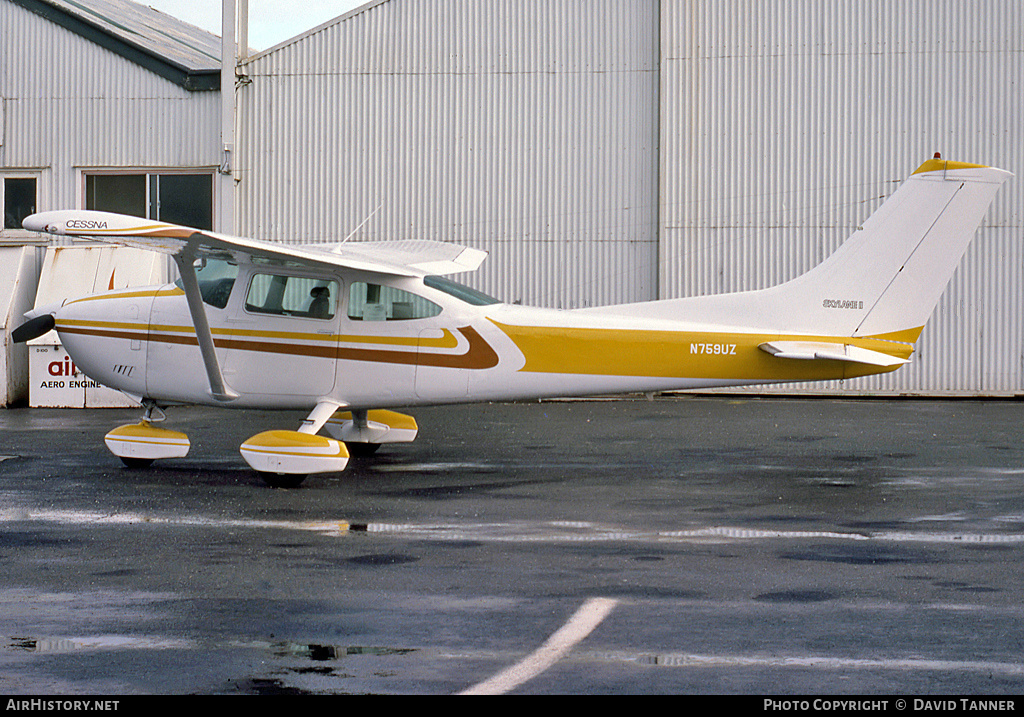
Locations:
22;210;193;238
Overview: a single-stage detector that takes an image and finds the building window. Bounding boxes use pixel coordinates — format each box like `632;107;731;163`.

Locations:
85;174;145;218
3;177;36;230
85;172;213;231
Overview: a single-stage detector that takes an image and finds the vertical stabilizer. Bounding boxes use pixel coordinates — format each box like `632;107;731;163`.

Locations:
784;158;1012;338
587;157;1011;340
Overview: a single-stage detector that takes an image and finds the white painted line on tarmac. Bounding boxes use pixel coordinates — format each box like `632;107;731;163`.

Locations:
458;597;618;695
5;508;1024;547
0;508;350;536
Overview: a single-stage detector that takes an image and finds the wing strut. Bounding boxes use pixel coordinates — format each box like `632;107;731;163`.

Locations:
174;238;238;402
298;399;347;435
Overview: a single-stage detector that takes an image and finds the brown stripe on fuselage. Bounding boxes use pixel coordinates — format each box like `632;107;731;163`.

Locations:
56;323;499;370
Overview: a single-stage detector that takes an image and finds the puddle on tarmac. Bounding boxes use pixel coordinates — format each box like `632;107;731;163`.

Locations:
4;635;192;652
269;641;416;661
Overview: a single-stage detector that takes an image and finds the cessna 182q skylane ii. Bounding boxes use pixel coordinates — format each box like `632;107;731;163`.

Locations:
12;157;1011;487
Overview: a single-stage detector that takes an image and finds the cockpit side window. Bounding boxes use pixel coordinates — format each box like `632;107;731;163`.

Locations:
348;282;442;321
175;258;238;309
245;273;339;320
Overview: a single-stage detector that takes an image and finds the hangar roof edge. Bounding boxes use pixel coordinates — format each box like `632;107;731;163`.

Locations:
242;0;389;64
8;0;222;91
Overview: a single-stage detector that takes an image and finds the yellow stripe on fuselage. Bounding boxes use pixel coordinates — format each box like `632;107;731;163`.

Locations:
66;287;185;304
490;320;917;381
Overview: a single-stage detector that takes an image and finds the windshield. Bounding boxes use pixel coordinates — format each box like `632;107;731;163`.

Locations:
423;275;500;306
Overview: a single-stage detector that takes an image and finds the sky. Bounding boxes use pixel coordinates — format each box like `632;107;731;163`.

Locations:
142;0;369;51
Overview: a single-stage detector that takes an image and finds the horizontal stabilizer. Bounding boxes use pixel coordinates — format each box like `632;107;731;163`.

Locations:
759;341;909;367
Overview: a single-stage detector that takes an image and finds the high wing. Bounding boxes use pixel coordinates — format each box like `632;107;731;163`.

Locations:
22;209;488;403
21;210;488;278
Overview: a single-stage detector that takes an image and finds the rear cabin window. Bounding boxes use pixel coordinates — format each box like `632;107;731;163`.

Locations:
245;273;339;320
348;282;442;321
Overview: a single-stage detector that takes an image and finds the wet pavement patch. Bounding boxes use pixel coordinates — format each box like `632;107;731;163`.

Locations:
346;553;419;566
933;581;1001;593
779;544;941;566
235;677;315;695
0;531;78;548
829;454;878;464
602;586;704;600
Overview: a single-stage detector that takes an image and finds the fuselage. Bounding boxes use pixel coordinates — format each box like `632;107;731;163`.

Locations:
51;258;911;412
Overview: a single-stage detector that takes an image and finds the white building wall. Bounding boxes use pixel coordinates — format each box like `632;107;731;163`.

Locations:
237;0;661;309
0;0;221;219
659;0;1024;394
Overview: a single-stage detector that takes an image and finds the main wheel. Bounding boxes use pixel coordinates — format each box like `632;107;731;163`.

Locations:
119;457;154;469
346;442;381;457
260;472;307;489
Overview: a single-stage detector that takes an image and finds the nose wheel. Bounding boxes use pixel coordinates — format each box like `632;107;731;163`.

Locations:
104;401;190;468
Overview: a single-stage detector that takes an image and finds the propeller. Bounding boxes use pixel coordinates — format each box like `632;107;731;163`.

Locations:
11;314;55;344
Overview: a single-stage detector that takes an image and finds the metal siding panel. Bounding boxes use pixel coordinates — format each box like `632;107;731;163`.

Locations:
2;1;221;214
237;0;660;309
660;0;1024;395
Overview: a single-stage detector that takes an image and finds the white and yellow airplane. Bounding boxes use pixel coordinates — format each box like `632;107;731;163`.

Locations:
13;156;1011;487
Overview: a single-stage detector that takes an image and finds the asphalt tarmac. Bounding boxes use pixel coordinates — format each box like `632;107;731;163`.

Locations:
2;396;1024;695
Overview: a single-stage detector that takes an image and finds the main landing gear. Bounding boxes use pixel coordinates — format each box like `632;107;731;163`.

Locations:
103;401;419;488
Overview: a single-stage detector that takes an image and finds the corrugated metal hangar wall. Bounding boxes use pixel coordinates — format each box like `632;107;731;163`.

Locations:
236;0;661;311
661;0;1024;394
1;0;221;214
236;0;1023;395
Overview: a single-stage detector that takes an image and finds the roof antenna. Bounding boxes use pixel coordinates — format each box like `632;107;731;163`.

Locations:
340;202;384;245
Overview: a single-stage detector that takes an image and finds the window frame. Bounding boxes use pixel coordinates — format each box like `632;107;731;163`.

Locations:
80;168;217;231
347;280;444;322
1;171;46;242
242;268;342;322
